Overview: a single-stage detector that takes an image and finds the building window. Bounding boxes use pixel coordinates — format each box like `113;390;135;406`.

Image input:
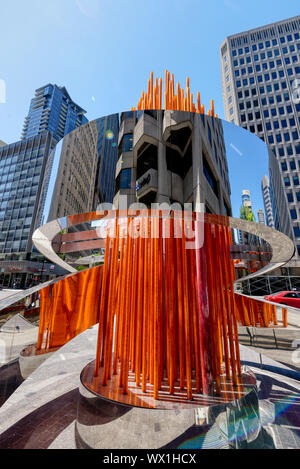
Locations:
122;134;133;153
294;227;300;238
120;169;132;189
294;176;300;186
203;154;218;197
291;209;297;220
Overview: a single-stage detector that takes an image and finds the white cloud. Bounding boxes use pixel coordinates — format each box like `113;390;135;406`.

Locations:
230;143;243;156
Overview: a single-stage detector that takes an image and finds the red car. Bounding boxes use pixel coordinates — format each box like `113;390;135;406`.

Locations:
264;291;300;309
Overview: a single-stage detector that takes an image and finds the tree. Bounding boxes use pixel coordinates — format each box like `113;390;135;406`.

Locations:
240;206;256;223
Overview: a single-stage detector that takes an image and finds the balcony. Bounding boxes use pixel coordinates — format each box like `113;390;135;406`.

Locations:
133;113;158;149
163;111;192;141
118;116;136;145
136;168;158;198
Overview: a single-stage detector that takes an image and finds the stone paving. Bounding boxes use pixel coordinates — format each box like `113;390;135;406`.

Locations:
0;327;38;366
0;360;23;407
0;290;24;302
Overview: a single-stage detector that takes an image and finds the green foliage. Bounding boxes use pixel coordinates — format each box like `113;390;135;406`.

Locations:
240;206;256;223
76;265;87;271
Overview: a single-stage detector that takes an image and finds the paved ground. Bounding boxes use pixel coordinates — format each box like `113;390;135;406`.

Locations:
0;328;38;366
0;360;23;407
0;290;24;302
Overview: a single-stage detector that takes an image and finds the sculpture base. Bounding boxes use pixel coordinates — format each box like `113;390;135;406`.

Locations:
76;361;260;449
19;344;60;379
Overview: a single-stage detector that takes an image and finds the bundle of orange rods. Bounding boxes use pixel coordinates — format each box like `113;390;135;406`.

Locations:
94;212;242;400
234;294;281;328
131;70;218;117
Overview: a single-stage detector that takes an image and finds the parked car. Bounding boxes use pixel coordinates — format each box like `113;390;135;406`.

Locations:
264;291;300;309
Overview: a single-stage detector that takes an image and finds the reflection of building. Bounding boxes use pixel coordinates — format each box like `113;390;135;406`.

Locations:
22;84;88;142
241;190;252;210
36;122;99;225
257;209;265;225
269;149;294;241
239;190;254;244
36;116;119;226
261;175;275;228
221;15;300;261
94;114;119;207
0;140;6;147
114;110;232;216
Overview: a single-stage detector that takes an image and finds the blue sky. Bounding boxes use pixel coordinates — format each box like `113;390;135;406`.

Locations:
223;121;269;218
0;0;298;216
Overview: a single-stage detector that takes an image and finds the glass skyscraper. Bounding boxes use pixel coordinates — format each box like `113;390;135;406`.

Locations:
221;15;300;264
21;84;88;142
0;132;62;287
0;84;89;287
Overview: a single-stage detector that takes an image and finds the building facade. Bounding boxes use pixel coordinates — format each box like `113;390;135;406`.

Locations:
0;84;91;288
36;114;119;226
261;175;275;228
239;190;255;244
257;209;265;225
0;132;66;287
241;190;252;210
114;110;232;217
221;15;300;258
21;84;88;142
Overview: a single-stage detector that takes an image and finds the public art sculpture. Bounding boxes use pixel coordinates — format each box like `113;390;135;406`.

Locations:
0;72;296;448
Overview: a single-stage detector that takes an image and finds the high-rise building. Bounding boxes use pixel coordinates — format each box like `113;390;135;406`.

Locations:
261;175;275;228
21;84;88;142
241;190;252;210
257;209;265;225
220;15;300;260
94;114;119;207
0;140;6;147
0;132;66;287
114;110;232;217
36;114;119;226
239;190;255;244
0;84;90;288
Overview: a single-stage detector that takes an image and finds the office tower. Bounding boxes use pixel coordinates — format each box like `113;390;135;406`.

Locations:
241;190;252;210
257;209;265;225
94;114;119;207
114;110;232;217
239;190;255;244
21;84;88;141
36;121;99;226
0;140;6;147
0;84;90;288
261;175;275;228
221;15;300;259
0;132;64;287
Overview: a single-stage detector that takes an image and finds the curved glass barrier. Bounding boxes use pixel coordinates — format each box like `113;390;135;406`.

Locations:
0;110;298;450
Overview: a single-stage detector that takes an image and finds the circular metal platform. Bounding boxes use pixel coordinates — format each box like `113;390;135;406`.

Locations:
76;362;260;449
